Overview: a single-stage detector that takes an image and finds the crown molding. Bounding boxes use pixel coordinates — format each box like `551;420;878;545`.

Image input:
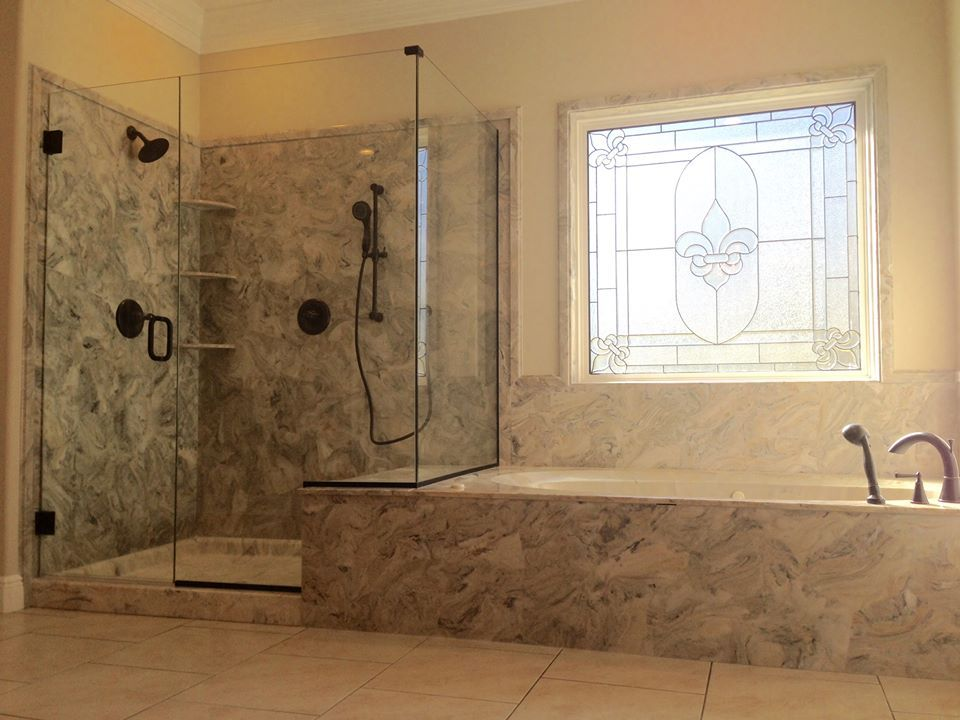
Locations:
110;0;581;55
108;0;205;53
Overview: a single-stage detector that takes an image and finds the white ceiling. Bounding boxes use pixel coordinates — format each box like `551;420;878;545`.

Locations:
109;0;582;54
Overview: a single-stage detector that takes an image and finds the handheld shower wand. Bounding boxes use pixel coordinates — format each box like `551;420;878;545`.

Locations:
842;424;886;505
352;201;372;257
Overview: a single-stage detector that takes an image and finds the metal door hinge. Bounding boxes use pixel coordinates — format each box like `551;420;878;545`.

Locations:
42;130;63;155
34;510;55;535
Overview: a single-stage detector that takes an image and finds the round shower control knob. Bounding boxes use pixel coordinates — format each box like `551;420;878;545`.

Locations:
298;299;331;335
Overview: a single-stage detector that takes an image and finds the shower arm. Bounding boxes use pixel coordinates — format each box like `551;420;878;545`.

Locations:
368;183;385;322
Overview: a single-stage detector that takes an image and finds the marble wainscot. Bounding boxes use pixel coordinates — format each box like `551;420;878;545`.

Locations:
301;467;960;681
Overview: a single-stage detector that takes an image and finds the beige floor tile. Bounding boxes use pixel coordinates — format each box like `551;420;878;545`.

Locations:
881;676;960;716
511;678;703;719
132;699;316;719
0;662;203;720
177;653;387;715
545;648;710;694
421;636;559;655
186;619;303;635
267;627;424;663
98;626;288;674
703;662;893;719
0;610;71;640
0;632;128;682
0;681;24;695
368;645;555;703
322;688;515;720
894;714;958;720
33;611;184;642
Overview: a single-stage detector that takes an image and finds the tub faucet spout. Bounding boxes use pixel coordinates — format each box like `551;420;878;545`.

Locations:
888;432;960;504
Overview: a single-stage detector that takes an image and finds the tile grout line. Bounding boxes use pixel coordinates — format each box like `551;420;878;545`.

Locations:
699;662;714;720
877;675;898;719
503;645;564;719
313;635;430;718
536;675;706;697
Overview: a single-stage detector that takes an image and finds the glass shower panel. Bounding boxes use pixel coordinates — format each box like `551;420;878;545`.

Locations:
415;57;500;484
39;78;181;580
175;50;417;589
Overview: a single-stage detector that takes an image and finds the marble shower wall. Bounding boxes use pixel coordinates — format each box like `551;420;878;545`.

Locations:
38;82;200;573
302;487;960;680
192;127;419;538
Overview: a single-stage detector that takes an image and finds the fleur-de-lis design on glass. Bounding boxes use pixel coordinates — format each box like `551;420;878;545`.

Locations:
812;328;860;370
590;334;629;374
809;104;855;147
676;201;759;290
588;129;627;169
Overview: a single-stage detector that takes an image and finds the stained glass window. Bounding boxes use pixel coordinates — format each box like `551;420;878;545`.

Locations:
582;99;874;379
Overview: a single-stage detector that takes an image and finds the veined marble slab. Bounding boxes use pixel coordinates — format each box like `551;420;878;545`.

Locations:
301;470;960;680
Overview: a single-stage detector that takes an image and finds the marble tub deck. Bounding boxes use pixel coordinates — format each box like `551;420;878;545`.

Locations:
0;608;956;719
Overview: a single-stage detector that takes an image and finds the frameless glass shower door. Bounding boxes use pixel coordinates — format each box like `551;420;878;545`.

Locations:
38;78;182;580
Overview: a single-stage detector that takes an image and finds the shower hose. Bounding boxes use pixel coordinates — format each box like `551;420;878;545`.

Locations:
353;253;432;445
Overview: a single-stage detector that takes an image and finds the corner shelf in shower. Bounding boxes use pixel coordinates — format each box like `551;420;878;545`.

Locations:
177;198;237;213
180;270;238;281
179;343;236;351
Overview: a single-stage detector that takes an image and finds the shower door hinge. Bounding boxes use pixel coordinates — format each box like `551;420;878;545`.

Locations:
34;510;56;536
42;130;63;155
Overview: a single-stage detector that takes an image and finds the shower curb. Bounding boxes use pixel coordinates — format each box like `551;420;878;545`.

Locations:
28;577;301;626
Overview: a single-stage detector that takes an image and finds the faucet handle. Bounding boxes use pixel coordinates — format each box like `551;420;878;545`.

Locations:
896;471;929;505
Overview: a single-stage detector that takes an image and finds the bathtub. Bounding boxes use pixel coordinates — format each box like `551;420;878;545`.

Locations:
438;466;947;506
300;465;960;680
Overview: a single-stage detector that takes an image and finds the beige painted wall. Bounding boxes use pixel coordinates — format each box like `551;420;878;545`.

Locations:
197;0;957;376
950;0;960;369
0;0;24;594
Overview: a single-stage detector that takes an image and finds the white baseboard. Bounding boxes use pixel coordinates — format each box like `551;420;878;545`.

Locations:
0;575;24;613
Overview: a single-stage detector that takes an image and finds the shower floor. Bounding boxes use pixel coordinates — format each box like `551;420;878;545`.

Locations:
57;536;301;588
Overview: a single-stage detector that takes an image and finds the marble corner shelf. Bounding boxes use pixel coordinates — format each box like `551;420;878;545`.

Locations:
180;270;238;281
177;198;237;213
179;343;236;351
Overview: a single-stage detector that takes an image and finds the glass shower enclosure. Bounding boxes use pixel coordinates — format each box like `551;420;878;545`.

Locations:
34;47;499;591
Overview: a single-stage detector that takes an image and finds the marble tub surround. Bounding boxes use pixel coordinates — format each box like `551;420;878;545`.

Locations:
505;372;959;479
301;479;960;680
0;609;950;719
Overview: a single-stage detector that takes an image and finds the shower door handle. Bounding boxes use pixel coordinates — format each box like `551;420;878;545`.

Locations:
146;315;173;362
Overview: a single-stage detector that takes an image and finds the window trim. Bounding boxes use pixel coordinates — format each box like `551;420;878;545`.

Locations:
565;75;881;384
